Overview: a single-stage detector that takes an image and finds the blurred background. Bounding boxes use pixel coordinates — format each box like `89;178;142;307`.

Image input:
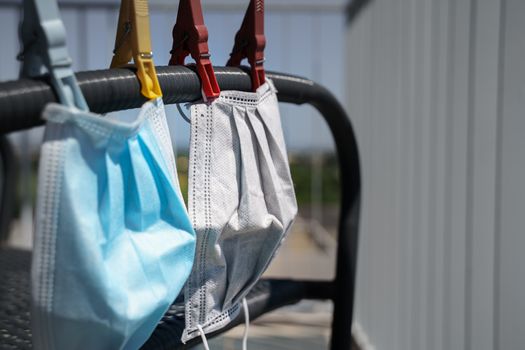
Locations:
1;0;524;349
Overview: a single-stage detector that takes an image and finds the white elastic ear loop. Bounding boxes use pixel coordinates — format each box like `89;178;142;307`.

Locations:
197;324;211;350
242;298;250;350
176;103;191;124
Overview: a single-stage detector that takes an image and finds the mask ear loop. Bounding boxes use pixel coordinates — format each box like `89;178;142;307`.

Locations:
194;299;249;350
197;324;211;350
176;103;191;124
242;297;250;350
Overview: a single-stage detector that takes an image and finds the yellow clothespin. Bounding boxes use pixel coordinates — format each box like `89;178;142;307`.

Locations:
111;0;161;99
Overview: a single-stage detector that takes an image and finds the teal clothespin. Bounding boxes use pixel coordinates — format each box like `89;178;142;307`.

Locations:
18;0;88;111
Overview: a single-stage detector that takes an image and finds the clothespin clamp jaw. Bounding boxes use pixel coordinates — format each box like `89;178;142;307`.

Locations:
18;0;88;111
169;0;220;101
227;0;266;91
110;0;162;100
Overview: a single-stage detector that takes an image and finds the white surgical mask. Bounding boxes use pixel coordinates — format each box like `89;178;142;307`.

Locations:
181;80;297;342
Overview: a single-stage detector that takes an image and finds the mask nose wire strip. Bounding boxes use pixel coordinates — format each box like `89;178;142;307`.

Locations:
197;324;211;350
242;297;250;350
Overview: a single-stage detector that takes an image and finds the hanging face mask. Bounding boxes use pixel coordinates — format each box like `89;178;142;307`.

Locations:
32;98;196;350
181;80;297;342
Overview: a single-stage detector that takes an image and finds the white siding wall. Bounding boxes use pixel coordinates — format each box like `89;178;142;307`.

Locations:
347;0;525;349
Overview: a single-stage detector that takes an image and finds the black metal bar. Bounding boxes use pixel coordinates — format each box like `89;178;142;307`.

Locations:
0;66;361;349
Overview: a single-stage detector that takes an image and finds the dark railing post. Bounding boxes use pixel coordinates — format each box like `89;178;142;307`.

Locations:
273;75;361;349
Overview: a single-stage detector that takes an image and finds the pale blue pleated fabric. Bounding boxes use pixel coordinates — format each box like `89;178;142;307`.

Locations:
32;98;195;350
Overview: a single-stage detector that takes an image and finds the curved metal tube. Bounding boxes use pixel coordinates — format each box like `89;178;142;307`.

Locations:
0;66;361;350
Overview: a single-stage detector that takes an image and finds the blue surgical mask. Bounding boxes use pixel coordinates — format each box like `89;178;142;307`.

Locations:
32;98;196;350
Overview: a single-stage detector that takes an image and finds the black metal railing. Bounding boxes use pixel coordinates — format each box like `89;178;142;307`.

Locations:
0;66;361;350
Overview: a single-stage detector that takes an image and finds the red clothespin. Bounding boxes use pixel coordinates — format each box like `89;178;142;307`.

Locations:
227;0;266;91
169;0;220;101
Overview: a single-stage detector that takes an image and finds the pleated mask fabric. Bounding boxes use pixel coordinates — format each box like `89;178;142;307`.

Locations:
182;80;297;342
31;98;196;350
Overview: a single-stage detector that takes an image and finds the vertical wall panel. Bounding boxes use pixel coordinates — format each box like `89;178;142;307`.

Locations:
497;0;525;348
469;0;500;349
413;0;433;348
396;0;415;347
370;2;391;343
426;1;449;350
405;0;418;344
363;3;381;344
444;0;471;349
384;0;401;347
349;1;374;343
345;0;522;349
